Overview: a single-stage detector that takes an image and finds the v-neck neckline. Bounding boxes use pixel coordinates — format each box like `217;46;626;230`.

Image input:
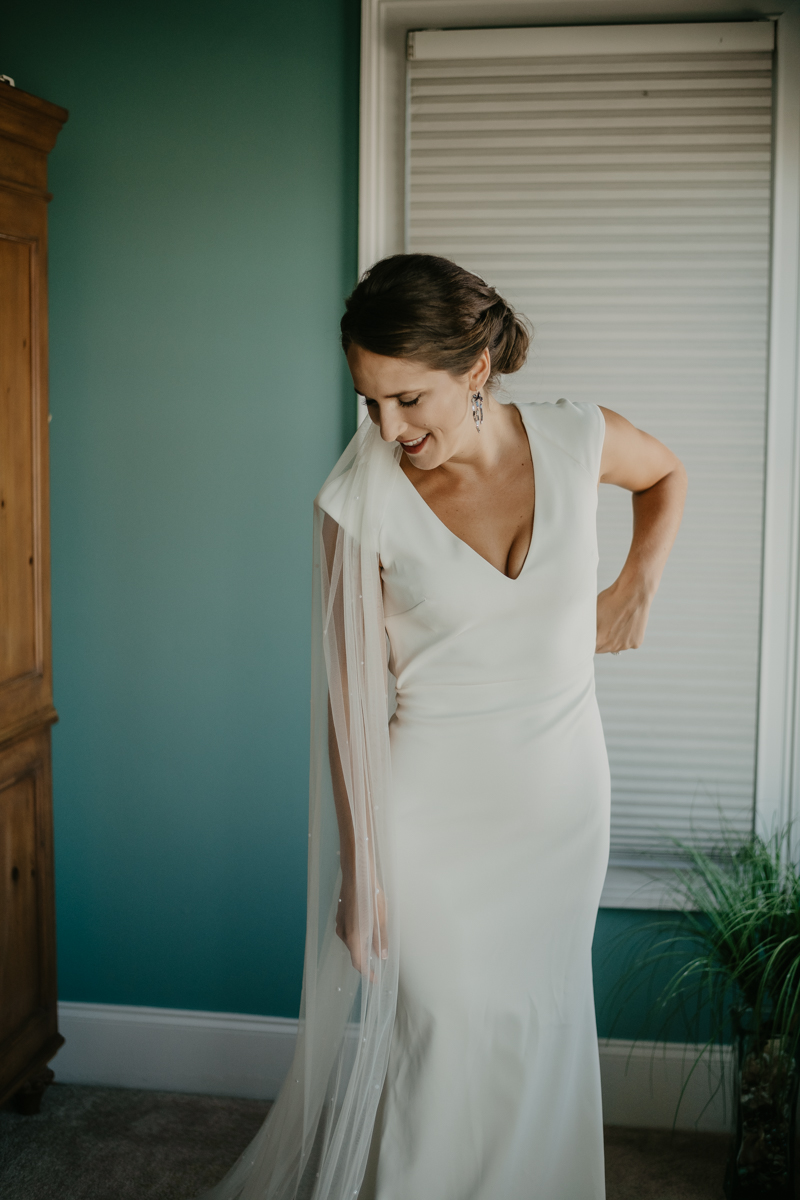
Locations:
394;402;539;583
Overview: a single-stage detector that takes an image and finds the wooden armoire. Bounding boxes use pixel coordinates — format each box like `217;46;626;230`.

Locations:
0;80;67;1112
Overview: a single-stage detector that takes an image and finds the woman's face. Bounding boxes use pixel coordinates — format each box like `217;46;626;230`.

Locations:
346;344;491;470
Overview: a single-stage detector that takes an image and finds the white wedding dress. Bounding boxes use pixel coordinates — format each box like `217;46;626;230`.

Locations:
356;398;611;1200
198;397;610;1200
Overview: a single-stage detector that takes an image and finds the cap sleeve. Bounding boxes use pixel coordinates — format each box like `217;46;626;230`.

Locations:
519;398;605;483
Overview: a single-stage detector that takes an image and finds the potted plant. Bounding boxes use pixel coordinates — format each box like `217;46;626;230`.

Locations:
603;826;800;1199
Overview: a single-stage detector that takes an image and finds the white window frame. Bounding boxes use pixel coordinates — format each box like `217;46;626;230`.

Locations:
359;0;800;906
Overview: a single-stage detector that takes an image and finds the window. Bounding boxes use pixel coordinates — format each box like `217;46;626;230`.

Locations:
361;1;800;906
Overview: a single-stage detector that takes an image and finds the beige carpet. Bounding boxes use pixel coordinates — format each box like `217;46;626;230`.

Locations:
0;1083;740;1199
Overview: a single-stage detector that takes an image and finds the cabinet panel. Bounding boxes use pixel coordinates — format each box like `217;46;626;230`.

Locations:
0;729;59;1095
0;235;39;689
0;768;40;1043
0;97;59;737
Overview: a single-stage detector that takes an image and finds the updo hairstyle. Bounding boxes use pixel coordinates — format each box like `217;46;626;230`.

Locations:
340;254;531;391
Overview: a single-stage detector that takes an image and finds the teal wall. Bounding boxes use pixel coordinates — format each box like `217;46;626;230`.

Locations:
4;0;688;1041
5;0;360;1018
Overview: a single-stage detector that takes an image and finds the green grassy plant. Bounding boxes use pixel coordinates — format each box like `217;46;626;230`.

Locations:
602;824;800;1132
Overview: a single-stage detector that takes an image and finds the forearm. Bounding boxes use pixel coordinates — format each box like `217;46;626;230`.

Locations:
596;409;686;652
617;462;687;599
328;688;387;975
328;696;356;874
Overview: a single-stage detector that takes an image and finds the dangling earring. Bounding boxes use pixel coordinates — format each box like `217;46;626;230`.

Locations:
471;390;484;432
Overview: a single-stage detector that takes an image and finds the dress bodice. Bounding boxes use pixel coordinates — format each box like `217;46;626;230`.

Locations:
379;399;605;717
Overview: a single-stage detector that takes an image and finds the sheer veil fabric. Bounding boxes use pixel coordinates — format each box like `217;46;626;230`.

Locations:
199;418;402;1200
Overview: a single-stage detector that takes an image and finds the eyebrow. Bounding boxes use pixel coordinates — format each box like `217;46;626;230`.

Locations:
355;389;419;401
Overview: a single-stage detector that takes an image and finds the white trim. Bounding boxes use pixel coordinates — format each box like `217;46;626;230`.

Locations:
358;0;385;273
361;0;800;902
53;1002;297;1100
53;1002;737;1131
409;20;773;58
599;1037;734;1132
755;9;800;855
599;864;690;910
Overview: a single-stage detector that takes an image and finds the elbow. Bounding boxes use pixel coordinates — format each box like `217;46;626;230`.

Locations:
671;457;688;495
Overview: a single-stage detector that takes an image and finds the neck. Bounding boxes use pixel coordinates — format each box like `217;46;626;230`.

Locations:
440;394;522;476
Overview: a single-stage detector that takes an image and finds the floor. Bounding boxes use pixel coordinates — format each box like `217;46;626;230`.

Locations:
0;1083;737;1199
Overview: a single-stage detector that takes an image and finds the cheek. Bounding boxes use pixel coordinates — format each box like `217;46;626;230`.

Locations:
430;390;467;432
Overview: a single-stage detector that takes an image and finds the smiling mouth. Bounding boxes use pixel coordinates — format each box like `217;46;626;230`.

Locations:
399;433;429;453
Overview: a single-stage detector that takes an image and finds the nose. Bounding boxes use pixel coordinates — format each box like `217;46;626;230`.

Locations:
378;412;408;444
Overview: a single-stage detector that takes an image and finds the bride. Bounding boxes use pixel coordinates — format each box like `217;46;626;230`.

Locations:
200;254;686;1200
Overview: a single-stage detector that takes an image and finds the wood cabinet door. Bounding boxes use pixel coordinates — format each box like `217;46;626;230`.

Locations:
0;729;61;1098
0;82;66;741
0;219;54;739
0;236;42;690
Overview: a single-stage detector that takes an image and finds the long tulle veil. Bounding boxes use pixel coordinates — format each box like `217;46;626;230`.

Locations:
199;417;402;1200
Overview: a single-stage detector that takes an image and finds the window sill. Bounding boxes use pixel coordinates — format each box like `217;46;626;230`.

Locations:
600;860;695;910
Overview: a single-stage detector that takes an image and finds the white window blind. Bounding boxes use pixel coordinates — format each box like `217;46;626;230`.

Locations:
405;22;774;861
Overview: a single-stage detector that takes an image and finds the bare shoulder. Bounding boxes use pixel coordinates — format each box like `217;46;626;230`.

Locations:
598;405;685;492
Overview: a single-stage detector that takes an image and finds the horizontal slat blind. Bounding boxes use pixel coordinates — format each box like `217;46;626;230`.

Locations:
406;31;773;857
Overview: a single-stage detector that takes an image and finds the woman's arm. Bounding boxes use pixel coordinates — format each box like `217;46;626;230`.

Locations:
595;406;688;654
321;512;388;978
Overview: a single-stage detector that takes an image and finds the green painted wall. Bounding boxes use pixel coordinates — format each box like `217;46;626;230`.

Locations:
4;0;689;1042
5;0;360;1018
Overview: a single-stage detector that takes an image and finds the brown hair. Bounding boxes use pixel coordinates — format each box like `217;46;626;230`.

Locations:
340;254;531;389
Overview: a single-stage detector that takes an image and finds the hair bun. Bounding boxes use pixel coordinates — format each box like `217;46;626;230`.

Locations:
488;300;531;379
341;253;532;387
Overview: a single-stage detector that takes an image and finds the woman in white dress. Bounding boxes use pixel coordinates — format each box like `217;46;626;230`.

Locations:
200;255;686;1200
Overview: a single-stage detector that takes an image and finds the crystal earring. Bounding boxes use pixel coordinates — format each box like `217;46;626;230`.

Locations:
471;390;484;432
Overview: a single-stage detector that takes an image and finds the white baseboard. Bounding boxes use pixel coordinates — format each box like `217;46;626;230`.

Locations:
598;1037;733;1133
55;1002;736;1133
55;1003;297;1101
